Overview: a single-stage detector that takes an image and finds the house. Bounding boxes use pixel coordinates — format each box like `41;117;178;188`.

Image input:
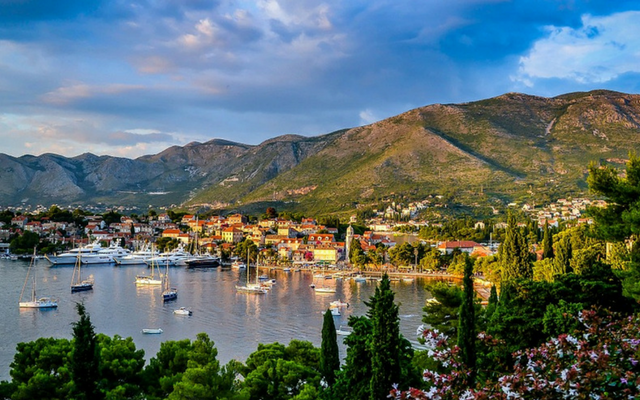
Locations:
308;234;334;245
162;229;181;239
437;241;481;255
11;215;28;228
227;214;247;225
221;227;244;243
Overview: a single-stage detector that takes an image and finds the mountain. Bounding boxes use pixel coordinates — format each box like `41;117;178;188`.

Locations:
2;90;640;215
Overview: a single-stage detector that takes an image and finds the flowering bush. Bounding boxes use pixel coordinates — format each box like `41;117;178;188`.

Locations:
392;310;640;399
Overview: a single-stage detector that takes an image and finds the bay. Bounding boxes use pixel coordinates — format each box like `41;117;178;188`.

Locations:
0;258;432;381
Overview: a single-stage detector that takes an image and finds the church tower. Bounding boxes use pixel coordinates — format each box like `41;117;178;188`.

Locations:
345;224;354;264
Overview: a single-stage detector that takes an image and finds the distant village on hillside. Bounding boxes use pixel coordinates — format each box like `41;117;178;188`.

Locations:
0;195;601;264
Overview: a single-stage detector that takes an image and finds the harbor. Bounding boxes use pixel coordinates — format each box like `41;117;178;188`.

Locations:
0;257;435;381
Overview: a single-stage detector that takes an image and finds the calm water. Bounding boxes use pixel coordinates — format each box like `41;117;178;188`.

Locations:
0;258;431;381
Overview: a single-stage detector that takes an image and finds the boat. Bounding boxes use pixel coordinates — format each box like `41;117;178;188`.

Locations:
162;260;178;301
114;243;158;265
45;239;103;265
142;328;163;334
231;260;247;269
336;325;353;336
136;246;163;285
235;248;267;294
185;255;220;269
314;287;336;293
331;308;340;316
19;248;58;309
145;244;192;267
81;242;130;264
174;307;192;316
70;254;94;292
330;300;349;308
353;275;367;283
402;277;414;283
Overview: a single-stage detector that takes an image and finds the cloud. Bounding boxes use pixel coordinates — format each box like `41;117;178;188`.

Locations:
516;11;640;85
105;130;174;146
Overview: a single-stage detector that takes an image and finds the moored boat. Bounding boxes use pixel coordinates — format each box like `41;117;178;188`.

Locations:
142;328;163;334
174;307;192;316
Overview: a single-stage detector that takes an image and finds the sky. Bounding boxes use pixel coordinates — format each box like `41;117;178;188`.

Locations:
1;0;640;159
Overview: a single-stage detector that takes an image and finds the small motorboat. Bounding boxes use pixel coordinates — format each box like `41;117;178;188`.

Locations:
174;307;193;316
331;308;340;316
142;328;163;334
336;325;352;336
330;300;349;308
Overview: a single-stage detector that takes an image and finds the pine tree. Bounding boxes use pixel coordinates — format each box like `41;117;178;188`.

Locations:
457;258;476;384
70;302;102;400
499;214;532;282
542;221;554;259
320;309;340;386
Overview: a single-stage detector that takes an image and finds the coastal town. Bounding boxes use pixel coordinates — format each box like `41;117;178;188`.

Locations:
0;194;599;271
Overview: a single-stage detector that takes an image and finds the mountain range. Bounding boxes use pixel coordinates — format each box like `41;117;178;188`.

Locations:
2;89;639;216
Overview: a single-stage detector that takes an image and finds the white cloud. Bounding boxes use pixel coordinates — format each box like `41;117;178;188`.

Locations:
515;11;640;85
359;109;379;125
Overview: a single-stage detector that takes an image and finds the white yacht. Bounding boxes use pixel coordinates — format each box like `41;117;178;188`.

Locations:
114;243;158;266
45;240;103;265
81;242;130;264
144;244;191;267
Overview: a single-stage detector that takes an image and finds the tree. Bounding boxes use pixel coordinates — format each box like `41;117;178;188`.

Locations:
499;214;532;282
457;258;476;384
96;334;145;399
241;340;321;400
4;337;73;400
553;234;572;274
320;310;339;386
142;339;194;400
70;303;102;400
541;221;553;259
169;333;241;400
367;274;417;400
349;238;366;266
332;316;373;399
422;282;463;342
266;207;277;219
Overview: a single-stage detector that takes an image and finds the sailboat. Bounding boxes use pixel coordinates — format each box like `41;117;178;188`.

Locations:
71;254;94;292
235;247;267;294
19;248;58;308
135;244;162;285
162;259;178;301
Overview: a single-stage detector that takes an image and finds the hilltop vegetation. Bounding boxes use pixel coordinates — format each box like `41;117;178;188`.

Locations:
1;90;640;217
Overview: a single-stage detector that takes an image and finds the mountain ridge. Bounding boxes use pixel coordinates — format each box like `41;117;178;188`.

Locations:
1;90;639;215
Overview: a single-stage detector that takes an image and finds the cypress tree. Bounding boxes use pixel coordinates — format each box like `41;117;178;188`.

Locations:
554;234;573;274
70;302;102;400
368;274;413;400
320;309;340;386
542;221;554;259
457;258;476;384
485;284;498;322
333;316;373;400
500;214;532;282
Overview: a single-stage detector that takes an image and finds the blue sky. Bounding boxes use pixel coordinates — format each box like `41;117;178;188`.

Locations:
1;0;639;158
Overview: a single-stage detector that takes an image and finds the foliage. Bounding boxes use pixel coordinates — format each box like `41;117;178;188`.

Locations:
332;316;373;399
498;214;532;282
9;231;40;255
541;221;553;259
96;334;145;399
368;275;417;399
392;310;640;399
168;333;241;400
457;259;476;384
422;282;463;342
70;302;102;400
5;337;73;400
320;310;339;386
240;340;321;400
349;238;366;266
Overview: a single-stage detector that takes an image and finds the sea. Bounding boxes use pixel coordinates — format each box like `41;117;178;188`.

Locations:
0;258;435;381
